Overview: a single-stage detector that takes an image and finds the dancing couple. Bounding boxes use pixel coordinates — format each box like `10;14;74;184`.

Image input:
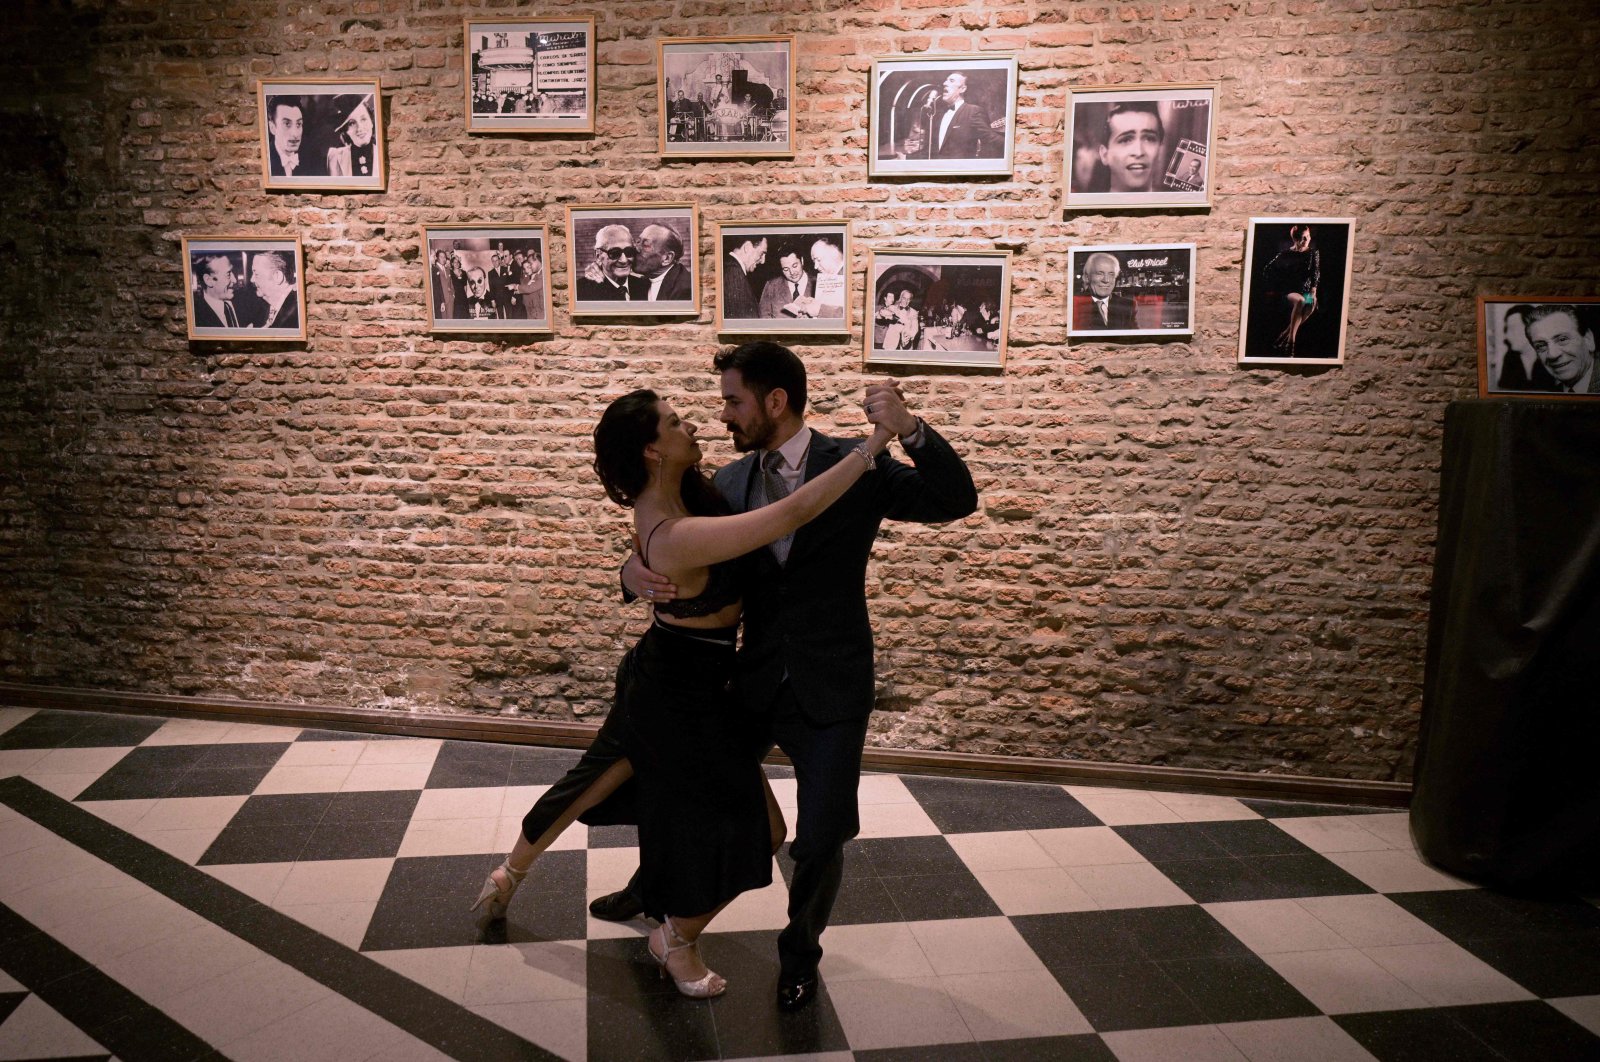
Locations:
471;341;977;1005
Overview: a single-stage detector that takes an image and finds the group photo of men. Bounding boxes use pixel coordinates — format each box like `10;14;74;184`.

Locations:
719;229;848;327
869;261;1005;355
426;235;548;327
660;42;792;153
187;245;303;338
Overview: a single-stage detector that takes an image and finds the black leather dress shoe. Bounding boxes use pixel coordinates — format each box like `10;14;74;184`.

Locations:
776;974;819;1012
587;889;644;922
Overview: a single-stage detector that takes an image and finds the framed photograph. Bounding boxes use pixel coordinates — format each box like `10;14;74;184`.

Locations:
659;36;795;158
257;79;385;191
566;203;699;317
1238;218;1355;366
1478;297;1600;397
183;235;306;342
865;248;1009;369
1064;83;1216;210
1067;244;1196;338
716;220;850;334
868;53;1017;178
465;18;595;134
423;225;553;332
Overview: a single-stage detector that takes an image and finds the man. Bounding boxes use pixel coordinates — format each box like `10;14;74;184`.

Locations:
1077;251;1138;330
634;224;692;301
590;342;977;1011
1524;304;1599;394
266;97;319;178
805;237;848;319
1496;304;1559;392
463;267;495;319
758;246;812;318
576;224;644;301
246;251;299;330
928;71;1000;160
1099;102;1163;193
670;89;698;142
432;250;456;319
517;247;546;319
191;253;242;328
723;235;766;319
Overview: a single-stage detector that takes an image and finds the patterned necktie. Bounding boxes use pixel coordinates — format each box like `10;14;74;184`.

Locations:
761;450;793;565
224;302;238;327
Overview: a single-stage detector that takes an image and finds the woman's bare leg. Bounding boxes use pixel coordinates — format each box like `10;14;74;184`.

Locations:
764;773;788;855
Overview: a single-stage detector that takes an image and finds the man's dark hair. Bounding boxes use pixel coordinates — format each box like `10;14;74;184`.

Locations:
658;227;684;265
191;252;233;288
1104;101;1163;144
1504;303;1535;328
713;341;807;415
267;96;303;123
1524;304;1591;336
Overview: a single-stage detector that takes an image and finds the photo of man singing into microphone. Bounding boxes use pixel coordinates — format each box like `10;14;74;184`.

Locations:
869;54;1017;178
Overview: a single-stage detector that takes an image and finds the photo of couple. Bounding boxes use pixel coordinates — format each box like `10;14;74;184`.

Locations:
568;206;699;315
467;341;977;1008
257;80;385;191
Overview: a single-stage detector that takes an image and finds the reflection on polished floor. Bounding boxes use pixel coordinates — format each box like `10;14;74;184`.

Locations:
1;704;1597;1061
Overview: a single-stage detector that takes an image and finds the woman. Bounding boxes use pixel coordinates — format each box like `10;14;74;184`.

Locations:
326;96;376;179
1264;224;1320;356
474;389;892;999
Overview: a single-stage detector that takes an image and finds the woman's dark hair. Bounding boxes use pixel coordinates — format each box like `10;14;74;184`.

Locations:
592;389;729;515
1288;224;1314;244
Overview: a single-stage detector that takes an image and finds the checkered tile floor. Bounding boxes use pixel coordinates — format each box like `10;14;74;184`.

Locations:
2;705;1598;1061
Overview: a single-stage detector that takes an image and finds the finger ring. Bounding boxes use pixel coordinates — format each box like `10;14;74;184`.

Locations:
646;589;654;597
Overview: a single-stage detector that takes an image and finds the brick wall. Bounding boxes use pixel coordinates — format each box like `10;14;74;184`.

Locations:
2;2;1597;781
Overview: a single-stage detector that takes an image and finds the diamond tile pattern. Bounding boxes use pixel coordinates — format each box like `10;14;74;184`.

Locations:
0;706;1596;1061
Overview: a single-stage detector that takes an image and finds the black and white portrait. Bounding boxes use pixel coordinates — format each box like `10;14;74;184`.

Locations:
566;205;699;317
465;19;594;133
424;226;552;332
1479;298;1600;397
1065;84;1216;210
1067;244;1196;338
716;221;849;334
869;54;1017;178
866;250;1010;368
257;80;385;191
1239;218;1355;366
659;36;794;158
183;236;306;342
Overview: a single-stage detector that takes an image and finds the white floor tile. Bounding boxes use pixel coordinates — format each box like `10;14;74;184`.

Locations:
1549;995;1600;1037
472;999;587;1062
0;995;107;1059
1031;825;1147;867
1069;861;1193;909
818;922;936;983
973;866;1099;916
855;799;940;838
1260;948;1431;1014
1361;941;1535;1006
1064;786;1185;826
947;830;1056;872
1153;792;1260;822
1270;815;1394;854
463;941;588;1005
1204;899;1350;955
827;976;973;1052
908;916;1048;976
1295;894;1448;948
1323;849;1477;893
942;967;1093;1040
370;946;475;1002
1103;1023;1249;1061
276;900;379;949
274;857;394;905
1217;1015;1379;1062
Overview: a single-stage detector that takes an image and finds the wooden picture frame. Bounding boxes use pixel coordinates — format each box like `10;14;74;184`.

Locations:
1067;244;1196;338
868;53;1017;178
423;224;554;333
258;79;385;192
465;18;595;134
1478;296;1600;397
183;235;307;342
1063;83;1216;211
865;248;1009;369
1238;217;1355;366
566;203;699;317
658;35;795;158
715;220;850;335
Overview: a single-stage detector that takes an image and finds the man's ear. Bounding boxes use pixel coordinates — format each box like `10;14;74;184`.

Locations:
765;387;789;418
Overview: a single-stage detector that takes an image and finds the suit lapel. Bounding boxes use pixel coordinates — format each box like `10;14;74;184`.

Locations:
787;432;847;563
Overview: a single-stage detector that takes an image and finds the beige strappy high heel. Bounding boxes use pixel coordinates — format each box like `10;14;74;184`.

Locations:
648;916;727;999
469;860;528;920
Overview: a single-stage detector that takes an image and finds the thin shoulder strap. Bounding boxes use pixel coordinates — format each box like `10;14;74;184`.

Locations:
642;518;676;568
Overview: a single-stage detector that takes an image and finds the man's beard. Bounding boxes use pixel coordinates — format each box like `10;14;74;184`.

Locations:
728;411;775;453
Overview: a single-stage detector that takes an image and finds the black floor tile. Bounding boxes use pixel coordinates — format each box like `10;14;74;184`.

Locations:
691;929;849;1059
1147;857;1265;904
588;824;640;849
363;853;562;951
198;820;315;865
1489;892;1600;937
1011;911;1141;968
1114;904;1255;962
190;742;292;769
496;849;587;944
824;870;903;926
1335;1007;1507;1062
507;746;583;785
73;745;210;801
300;818;411;861
585;936;720;1062
226;792;336;828
0;990;25;1024
1241;798;1394;818
324;789;422;823
297;729;371;741
980;1035;1118;1061
424;743;513;790
1457;934;1600;998
857;1043;983;1061
1199;818;1315;857
1161;953;1319;1024
1050;959;1207;1032
1445;1000;1600;1062
165;764;276;798
1246;851;1375;898
854;835;971;877
903;775;1099;833
1390;889;1532;941
63;716;169;749
882;871;1001;921
0;711;162;751
1115;823;1231;862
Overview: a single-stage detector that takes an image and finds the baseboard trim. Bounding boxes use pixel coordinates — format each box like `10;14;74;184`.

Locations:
0;681;1411;807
